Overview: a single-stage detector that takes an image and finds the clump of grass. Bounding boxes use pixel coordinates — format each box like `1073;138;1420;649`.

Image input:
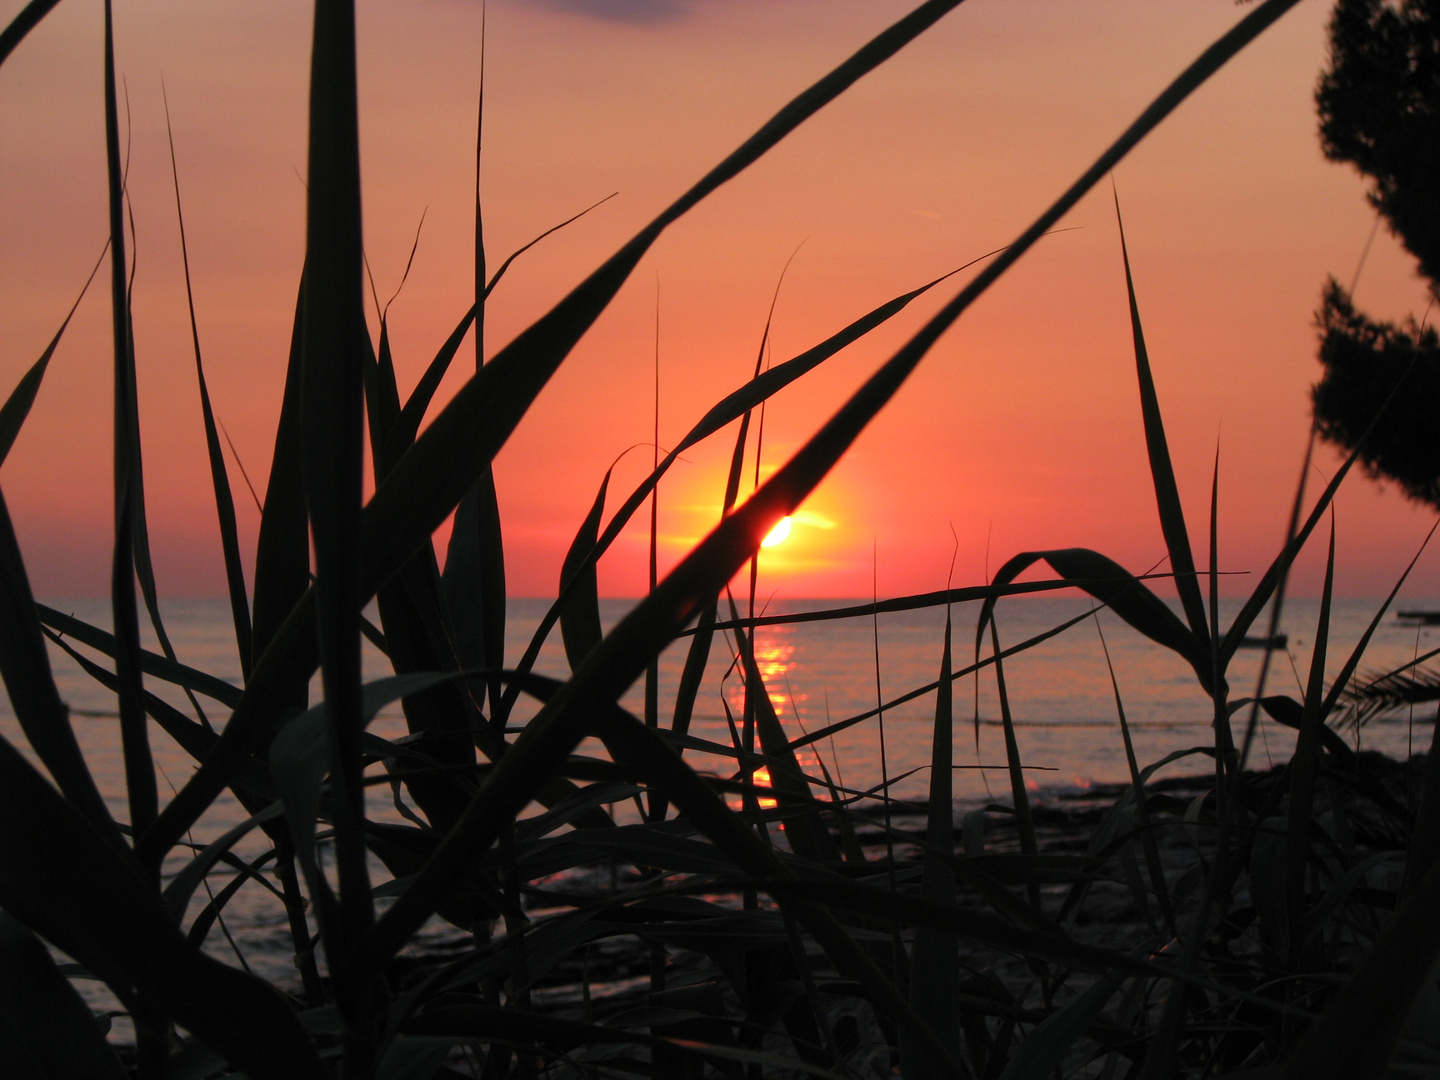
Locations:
3;1;1436;1078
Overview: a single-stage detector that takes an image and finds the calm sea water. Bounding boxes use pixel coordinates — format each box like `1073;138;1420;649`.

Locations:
3;593;1437;1010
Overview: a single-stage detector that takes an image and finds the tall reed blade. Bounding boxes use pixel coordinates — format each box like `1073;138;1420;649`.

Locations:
251;275;312;709
729;597;841;864
903;612;963;1079
164;94;254;680
559;469;610;671
1114;190;1209;642
443;474;506;720
987;619;1038;870
102;0;156;849
443;45;508;723
1284;520;1334;961
299;1;376;1067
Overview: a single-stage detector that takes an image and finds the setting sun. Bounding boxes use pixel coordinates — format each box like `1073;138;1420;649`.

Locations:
761;516;793;548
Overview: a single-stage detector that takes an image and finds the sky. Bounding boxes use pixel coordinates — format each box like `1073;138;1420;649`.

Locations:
1;0;1437;603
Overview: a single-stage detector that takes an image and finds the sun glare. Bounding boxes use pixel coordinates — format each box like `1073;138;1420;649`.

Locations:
761;516;793;548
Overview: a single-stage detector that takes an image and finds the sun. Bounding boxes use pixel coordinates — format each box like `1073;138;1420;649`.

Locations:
761;516;793;548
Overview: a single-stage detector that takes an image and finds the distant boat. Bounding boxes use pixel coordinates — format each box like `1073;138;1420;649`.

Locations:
1238;633;1288;649
1398;610;1440;625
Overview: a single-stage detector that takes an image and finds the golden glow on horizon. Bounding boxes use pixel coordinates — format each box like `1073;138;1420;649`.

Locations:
761;516;793;548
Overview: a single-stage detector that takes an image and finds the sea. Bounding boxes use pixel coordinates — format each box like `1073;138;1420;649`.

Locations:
2;594;1437;1025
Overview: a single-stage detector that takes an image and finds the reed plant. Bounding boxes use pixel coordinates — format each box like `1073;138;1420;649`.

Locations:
0;0;1433;1077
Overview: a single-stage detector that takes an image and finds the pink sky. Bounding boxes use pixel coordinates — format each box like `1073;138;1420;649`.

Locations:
1;0;1437;602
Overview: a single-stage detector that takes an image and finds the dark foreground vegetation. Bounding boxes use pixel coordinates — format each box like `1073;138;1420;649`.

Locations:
0;0;1438;1077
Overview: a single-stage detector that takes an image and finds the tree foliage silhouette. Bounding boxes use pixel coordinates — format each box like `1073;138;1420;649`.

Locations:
1313;0;1440;509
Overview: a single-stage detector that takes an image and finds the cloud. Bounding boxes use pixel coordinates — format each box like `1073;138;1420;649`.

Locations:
531;0;689;25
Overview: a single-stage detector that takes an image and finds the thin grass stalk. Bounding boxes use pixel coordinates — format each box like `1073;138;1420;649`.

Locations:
163;90;254;682
1284;522;1335;967
103;0;157;853
988;618;1039;904
117;151;209;736
498;257;972;720
0;243;107;467
726;594;840;863
1323;519;1435;723
645;285;661;811
1207;448;1239;884
701;576;1132;635
1093;612;1175;936
380;194;616;472
662;385;757;825
796;603;1127;751
453;13;509;726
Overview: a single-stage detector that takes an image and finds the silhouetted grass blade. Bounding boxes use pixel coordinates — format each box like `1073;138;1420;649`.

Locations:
0;733;325;1079
1284;523;1334;957
103;0;156;847
730;608;842;863
1323;519;1436;721
0;0;61;68
498;265;961;726
1114;190;1209;643
442;468;507;720
1094;613;1176;934
0;490;119;845
0;244;105;467
0;912;129;1080
299;4;376;1062
1220;406;1395;667
164;93;254;680
271;673;461;922
700;576;1138;635
903;613;963;1080
36;603;242;707
250;273;311;707
559;469;609;671
982;548;1210;690
365;317;403;473
383;304;474;470
40;626;238;781
986;618;1039;893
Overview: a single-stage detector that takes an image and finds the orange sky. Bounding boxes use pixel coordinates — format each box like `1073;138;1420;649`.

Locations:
1;0;1437;602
